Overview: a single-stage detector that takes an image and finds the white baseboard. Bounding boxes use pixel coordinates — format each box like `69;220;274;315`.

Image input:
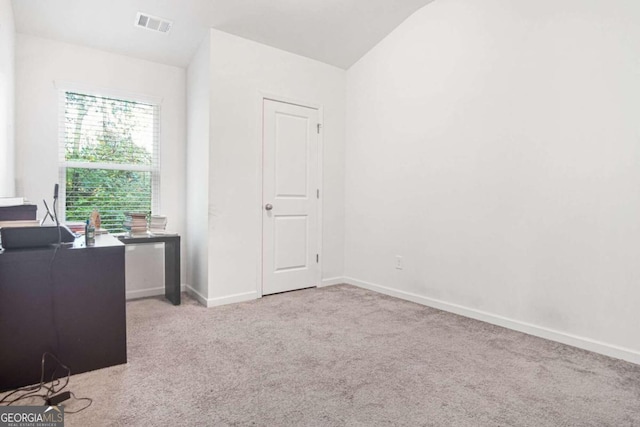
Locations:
207;291;258;307
319;277;345;287
185;285;208;306
344;276;640;365
126;284;187;300
185;287;258;308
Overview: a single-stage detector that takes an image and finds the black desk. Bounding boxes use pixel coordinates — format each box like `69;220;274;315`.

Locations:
0;234;127;392
117;234;181;305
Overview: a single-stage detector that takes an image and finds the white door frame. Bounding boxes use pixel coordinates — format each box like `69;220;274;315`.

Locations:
255;92;324;298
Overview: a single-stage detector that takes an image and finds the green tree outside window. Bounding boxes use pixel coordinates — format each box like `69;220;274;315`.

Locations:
62;92;158;233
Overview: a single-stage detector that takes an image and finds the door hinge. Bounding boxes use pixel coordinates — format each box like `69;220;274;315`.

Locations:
317;123;321;134
316;189;320;199
316;254;319;263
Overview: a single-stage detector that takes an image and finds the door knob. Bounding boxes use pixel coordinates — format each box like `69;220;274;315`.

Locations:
265;203;273;211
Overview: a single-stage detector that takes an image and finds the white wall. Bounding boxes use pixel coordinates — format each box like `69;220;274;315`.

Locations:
124;243;165;299
185;36;211;300
0;0;15;197
346;0;640;362
207;30;346;304
15;34;187;287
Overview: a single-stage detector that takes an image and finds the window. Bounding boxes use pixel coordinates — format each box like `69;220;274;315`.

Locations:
59;90;160;233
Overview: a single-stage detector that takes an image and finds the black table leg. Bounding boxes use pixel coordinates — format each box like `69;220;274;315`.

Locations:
164;237;181;305
117;234;181;306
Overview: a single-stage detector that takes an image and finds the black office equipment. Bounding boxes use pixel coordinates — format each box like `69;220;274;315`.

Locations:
46;391;71;406
0;225;76;249
0;235;127;391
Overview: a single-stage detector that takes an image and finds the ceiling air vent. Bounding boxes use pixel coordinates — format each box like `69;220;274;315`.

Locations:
135;12;173;34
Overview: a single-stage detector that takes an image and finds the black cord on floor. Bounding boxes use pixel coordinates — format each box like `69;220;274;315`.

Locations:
0;352;67;406
0;352;92;414
65;392;92;414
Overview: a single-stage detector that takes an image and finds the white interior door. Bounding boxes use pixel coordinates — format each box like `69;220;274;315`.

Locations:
262;99;320;295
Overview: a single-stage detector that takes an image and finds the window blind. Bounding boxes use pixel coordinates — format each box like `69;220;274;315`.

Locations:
58;91;160;232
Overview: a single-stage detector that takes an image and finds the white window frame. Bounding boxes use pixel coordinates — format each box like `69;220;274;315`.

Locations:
56;82;162;226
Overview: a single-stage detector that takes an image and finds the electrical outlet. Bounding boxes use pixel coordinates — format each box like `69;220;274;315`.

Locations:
395;255;403;270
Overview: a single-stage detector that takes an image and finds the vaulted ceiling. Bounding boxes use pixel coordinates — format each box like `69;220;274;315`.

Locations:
11;0;435;69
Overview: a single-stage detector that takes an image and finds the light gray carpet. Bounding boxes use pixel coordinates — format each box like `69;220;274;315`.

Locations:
10;285;640;425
